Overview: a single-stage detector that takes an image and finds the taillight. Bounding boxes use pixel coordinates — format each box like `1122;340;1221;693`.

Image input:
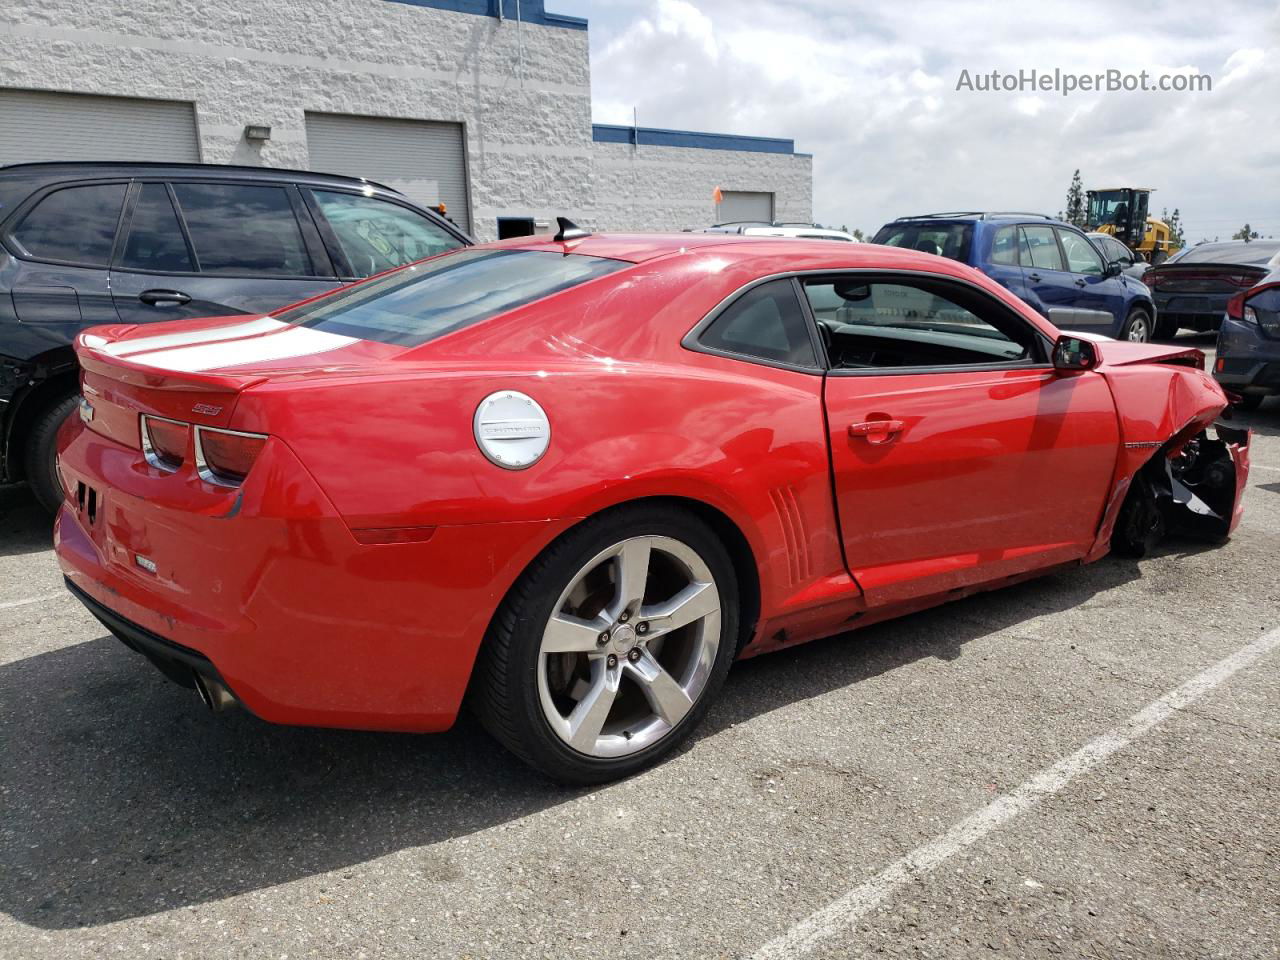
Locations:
194;427;268;486
141;415;189;471
1225;292;1246;321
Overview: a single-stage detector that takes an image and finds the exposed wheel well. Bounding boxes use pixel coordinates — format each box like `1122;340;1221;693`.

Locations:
5;359;79;482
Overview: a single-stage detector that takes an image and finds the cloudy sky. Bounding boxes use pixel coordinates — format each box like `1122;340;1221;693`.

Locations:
552;0;1279;241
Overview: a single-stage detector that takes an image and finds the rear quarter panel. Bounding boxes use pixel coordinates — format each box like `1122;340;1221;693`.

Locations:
230;356;845;628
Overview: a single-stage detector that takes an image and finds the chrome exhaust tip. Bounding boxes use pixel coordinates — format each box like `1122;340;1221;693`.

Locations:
193;672;238;713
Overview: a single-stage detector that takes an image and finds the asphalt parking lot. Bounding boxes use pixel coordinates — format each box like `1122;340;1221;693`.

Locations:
1;336;1277;960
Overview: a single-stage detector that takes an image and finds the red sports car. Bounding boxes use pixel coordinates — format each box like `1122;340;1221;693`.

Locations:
55;225;1250;783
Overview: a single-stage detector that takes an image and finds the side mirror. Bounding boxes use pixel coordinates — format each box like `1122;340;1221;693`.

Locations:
1053;335;1099;372
1103;260;1122;278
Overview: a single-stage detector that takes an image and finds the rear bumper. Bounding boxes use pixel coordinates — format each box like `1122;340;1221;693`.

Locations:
1152;294;1228;331
1214;358;1280;393
1213;317;1280;395
55;420;574;732
66;576;230;694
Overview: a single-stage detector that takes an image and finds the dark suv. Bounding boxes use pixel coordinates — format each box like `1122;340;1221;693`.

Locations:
872;213;1156;342
0;162;471;510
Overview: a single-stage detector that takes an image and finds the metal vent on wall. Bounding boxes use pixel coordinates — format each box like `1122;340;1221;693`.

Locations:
304;112;472;233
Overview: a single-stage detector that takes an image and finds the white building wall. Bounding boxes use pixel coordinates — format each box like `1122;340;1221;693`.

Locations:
592;141;813;233
0;0;813;240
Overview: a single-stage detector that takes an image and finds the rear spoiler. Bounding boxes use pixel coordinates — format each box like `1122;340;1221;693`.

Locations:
76;338;268;394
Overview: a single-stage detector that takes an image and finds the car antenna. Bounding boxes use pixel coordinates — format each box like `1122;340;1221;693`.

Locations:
553;217;591;242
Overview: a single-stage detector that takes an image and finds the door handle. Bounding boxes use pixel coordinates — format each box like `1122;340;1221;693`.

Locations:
1027;273;1042;282
138;289;191;306
849;419;906;444
1074;278;1087;287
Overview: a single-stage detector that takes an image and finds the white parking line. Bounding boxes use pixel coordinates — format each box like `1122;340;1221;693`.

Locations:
751;626;1280;960
0;592;68;611
1253;463;1280;473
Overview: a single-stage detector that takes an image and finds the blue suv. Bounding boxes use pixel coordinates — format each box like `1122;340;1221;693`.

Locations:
872;213;1156;342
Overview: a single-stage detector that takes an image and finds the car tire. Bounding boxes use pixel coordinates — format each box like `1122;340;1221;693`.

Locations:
1110;474;1165;558
473;503;739;784
1121;307;1153;343
1153;314;1179;339
24;393;79;514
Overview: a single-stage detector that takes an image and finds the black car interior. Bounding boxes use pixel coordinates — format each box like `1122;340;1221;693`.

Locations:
803;276;1038;369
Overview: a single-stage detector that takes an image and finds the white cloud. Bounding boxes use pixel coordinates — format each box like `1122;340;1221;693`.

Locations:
566;0;1280;241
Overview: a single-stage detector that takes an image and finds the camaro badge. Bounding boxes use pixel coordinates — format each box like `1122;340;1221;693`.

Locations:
192;402;223;416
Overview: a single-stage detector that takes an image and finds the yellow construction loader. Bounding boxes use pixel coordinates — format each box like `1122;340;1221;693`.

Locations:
1086;187;1181;264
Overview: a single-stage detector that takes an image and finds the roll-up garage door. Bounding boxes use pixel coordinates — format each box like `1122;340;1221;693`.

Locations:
719;190;774;224
0;89;199;164
304;112;471;233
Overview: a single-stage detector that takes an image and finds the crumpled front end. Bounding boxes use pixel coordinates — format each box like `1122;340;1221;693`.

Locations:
1157;423;1250;540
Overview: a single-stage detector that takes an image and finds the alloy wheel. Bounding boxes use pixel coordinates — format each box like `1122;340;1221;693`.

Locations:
1126;314;1150;342
536;535;721;758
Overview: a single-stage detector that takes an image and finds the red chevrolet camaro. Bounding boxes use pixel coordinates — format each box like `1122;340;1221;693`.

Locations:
55;226;1250;782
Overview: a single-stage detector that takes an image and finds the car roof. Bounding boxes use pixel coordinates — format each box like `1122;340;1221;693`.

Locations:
483;232;958;267
889;212;1056;223
0;161;400;194
742;226;854;238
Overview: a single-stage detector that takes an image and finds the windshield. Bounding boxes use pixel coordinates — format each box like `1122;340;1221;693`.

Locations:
276;249;628;346
871;222;972;262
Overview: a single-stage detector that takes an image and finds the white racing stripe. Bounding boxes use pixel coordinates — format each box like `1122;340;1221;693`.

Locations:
125;325;358;373
103;316;286;357
751;626;1280;960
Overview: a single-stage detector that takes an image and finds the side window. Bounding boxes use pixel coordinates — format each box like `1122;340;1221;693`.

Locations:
989;225;1019;266
698;279;818;369
171;182;313;277
1020;226;1066;272
312;190;463;278
10;183;126;266
1112;239;1134;265
801;277;1034;370
1058;230;1104;277
119;183;194;272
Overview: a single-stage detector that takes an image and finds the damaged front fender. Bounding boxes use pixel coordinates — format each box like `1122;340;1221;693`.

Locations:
1160;423;1250;540
1103;423;1250;558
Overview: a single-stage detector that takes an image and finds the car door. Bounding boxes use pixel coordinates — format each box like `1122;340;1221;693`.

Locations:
1107;237;1148;282
110;179;340;325
1017;224;1083;329
805;272;1119;607
301;188;467;280
4;180;127;332
982;224;1024;292
1056;227;1125;335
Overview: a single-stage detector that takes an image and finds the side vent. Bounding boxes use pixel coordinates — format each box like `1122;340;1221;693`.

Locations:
768;485;812;586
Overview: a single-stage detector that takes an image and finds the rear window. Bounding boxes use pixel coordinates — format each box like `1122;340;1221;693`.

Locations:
277;249;628;347
871;222;972;262
10;183;126;266
1170;241;1280;266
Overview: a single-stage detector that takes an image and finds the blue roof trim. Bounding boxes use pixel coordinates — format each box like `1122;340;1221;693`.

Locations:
592;124;796;155
383;0;588;31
